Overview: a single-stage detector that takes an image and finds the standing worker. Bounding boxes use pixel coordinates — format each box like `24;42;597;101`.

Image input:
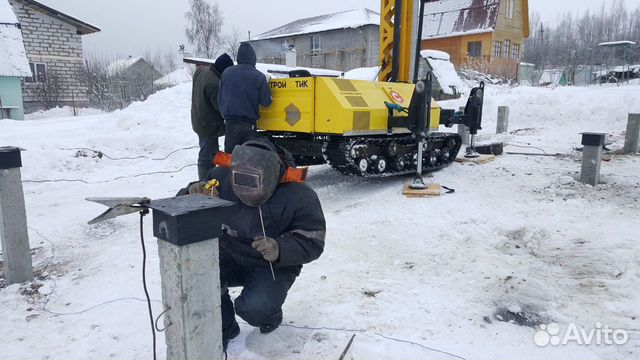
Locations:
191;53;234;180
218;43;272;152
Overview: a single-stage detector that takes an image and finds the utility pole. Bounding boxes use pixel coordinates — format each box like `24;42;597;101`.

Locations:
540;23;545;70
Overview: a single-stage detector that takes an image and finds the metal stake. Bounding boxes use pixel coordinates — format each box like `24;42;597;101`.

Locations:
258;206;276;281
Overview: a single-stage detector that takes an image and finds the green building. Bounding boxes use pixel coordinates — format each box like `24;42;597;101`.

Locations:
1;0;31;120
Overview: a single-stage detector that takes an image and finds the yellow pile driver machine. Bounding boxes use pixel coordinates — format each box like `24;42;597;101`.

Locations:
260;1;486;186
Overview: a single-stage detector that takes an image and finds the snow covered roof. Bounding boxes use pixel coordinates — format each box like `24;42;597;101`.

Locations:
154;66;192;87
0;0;31;77
420;50;465;95
11;0;99;34
598;40;637;47
252;9;379;41
107;56;143;76
422;0;500;40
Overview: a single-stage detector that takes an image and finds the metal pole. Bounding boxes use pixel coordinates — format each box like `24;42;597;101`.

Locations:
580;133;606;186
148;195;231;360
457;106;469;145
0;147;34;285
624;114;640;154
497;106;509;134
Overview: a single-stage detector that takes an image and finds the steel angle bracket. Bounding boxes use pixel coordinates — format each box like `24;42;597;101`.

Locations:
86;197;151;224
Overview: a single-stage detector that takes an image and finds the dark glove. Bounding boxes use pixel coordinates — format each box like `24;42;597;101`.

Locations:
252;236;279;262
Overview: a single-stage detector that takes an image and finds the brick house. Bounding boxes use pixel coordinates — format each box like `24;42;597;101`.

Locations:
8;0;100;112
421;0;530;79
248;9;380;72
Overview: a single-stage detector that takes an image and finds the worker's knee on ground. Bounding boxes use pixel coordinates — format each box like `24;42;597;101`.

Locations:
235;294;281;326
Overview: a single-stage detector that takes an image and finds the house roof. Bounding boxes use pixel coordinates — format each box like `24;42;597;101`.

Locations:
422;0;501;40
11;0;100;34
252;8;379;41
107;56;143;76
0;0;31;77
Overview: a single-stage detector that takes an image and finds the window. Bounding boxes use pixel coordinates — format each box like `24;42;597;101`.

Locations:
467;41;482;58
506;0;515;18
311;35;321;53
512;44;520;59
503;40;511;58
24;63;46;83
493;41;502;58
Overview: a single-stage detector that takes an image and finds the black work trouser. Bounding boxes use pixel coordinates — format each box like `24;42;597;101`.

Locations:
220;253;299;332
224;120;257;153
197;134;220;181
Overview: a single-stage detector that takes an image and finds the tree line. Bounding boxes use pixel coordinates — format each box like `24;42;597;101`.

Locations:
524;0;640;69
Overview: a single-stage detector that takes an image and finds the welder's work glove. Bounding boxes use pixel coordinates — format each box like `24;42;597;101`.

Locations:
188;180;219;198
252;236;279;262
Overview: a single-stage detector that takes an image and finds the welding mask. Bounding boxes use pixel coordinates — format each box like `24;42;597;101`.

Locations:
230;144;281;207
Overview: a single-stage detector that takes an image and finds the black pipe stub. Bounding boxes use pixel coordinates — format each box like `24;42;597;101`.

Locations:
0;146;24;169
581;132;607;147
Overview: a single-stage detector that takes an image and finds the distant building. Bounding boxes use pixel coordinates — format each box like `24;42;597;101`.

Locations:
8;0;100;112
248;9;380;72
538;69;567;86
0;0;31;119
421;0;530;79
106;56;162;106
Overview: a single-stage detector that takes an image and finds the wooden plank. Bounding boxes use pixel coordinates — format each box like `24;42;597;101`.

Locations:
403;183;441;198
455;154;496;165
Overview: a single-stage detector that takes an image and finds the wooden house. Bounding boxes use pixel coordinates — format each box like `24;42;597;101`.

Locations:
421;0;530;79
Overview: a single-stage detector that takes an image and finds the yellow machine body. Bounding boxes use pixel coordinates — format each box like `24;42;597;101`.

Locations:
259;77;441;135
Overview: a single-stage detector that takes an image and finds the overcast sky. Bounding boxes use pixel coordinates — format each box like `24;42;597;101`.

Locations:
42;0;640;58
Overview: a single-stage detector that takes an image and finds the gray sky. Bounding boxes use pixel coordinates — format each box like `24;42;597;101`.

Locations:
42;0;640;58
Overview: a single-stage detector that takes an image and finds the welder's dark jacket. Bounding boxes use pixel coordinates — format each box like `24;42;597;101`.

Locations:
207;167;326;269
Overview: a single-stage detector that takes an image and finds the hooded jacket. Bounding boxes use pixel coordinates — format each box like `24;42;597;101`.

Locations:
218;43;272;122
191;66;225;136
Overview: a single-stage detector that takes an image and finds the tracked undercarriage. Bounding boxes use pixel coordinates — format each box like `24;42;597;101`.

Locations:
270;132;462;177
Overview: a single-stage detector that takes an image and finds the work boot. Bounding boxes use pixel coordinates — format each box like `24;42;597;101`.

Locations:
223;321;240;350
259;318;282;334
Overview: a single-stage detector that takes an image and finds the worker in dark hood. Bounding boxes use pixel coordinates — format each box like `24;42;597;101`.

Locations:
187;137;325;350
218;42;272;153
191;53;234;180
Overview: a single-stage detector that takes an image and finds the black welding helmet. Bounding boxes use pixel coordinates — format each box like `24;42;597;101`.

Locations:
230;138;282;207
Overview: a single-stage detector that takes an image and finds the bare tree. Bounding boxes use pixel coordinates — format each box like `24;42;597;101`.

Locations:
185;0;224;59
224;27;242;60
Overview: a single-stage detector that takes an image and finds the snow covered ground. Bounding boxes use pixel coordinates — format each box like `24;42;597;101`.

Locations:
0;82;639;360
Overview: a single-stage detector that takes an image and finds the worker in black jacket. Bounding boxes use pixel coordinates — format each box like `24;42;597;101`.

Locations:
191;53;234;180
218;43;272;152
191;137;325;349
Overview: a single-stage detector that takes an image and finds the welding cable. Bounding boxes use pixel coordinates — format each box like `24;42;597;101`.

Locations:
139;210;157;360
61;146;198;161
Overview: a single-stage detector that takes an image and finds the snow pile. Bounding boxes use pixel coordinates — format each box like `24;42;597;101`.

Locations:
106;56;142;76
24;106;105;120
422;49;451;61
253;8;379;40
0;0;31;77
154;66;192;87
344;66;379;81
1;82;640;360
423;0;499;40
421;49;466;95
